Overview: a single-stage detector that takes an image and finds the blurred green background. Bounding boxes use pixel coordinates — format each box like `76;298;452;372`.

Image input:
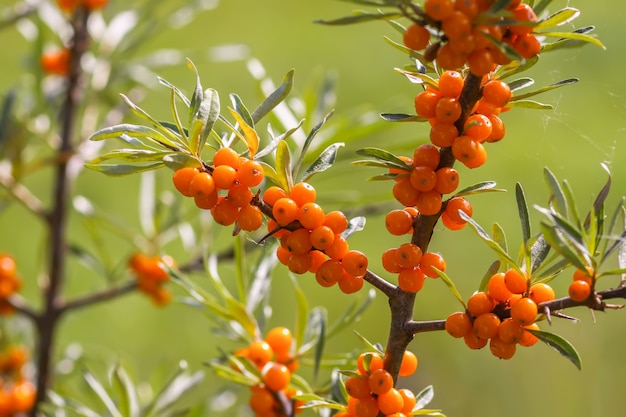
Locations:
1;0;626;416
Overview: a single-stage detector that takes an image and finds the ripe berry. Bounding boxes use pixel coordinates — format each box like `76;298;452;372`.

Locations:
338;272;364;294
298;202;326;229
430;122;459;147
213;147;240;168
315;260;344;287
345;376;371;399
263;186;287;206
378;388;404;415
415;190;442;216
514;33;541;59
237;160;264;187
265;327;293;354
438;71;464;98
172;167;200;197
396;243;423;269
357;352;383;374
399;350;418;376
382;248;403;274
487;272;513;303
368;368;394;395
529;282;556;305
415;90;441;119
385;209;414;236
473;312;501;339
445;197;472;224
189;171;216;198
273;198;299;226
355;395;380;417
498;318;525;344
247;340;274;368
413;143;441;170
435;97;462;123
212;165;237;190
510;297;538;326
482;80;512;108
393;179;420;207
290;182;316;206
286;228;313;255
211;198;239;226
399;388;417;414
464;114;493;142
398;267;426;293
569;279;591;302
504;268;528;294
467;291;494;317
249;387;276;413
40;48;71;76
228;184;254;207
424;0;455;21
489;335;517;359
420;252;446;278
324;211;349;234
263;362;291;392
445;311;472;338
342;250;369;278
510;3;537;36
237;204;263;231
434;167;459;194
325;235;349;260
464;331;488;350
310;225;335;250
519;323;540;347
403;24;430;51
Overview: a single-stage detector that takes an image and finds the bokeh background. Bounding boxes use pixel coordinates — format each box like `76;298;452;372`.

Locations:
1;0;626;416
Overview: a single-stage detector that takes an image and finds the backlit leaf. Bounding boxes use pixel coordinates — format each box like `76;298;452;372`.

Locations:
251;69;294;123
527;329;582;370
301;142;345;182
535;7;580;30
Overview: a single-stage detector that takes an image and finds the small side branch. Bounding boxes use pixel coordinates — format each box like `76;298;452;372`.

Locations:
58;281;137;315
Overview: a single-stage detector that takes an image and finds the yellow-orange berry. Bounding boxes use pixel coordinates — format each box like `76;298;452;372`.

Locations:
445;311;472;338
569;279;591;302
510;297;538;326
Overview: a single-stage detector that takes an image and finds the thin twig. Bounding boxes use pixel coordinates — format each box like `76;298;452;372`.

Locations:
0;175;47;218
58;281;138;315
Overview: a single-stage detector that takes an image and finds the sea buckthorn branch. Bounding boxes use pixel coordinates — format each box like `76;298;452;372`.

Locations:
34;6;92;414
0;174;47;219
57;280;138;315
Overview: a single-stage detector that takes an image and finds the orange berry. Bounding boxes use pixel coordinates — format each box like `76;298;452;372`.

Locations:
290;182;316;206
310;225;336;250
464;331;488;350
398;267;426;293
409;166;437;192
263;186;288;206
403;23;430;51
569;279;591;302
473;312;501;339
385;209;414;236
434;167;459;194
464;142;487;168
237;160;264;187
0;254;17;280
513;33;541;59
194;188;218;210
237;204;263;231
188;171;216;198
413;143;441;170
393;179;420;207
438;71;464;98
355;395;380;417
416;190;442;216
382;248;403;274
441;211;466;230
228;184;254;207
273;197;299;226
489;335;517;359
368;368;394;395
414;90;441;119
468;48;495;76
9;380;36;413
56;0;79;12
573;266;594;285
41;48;71;76
247;340;274;368
486;114;506;142
430;122;459;147
325;234;349;260
436;42;467;71
424;0;455;20
487;272;513;303
510;3;537;36
378;388;404;415
211;197;239;226
288;251;312;274
213;147;241;168
498;318;525;344
504;268;528;294
265;327;293;354
399;388;417;414
482;80;512;108
445;311;472;338
510;297;537;325
519;323;540;347
308;249;328;273
399;350;418;376
454;0;479;20
324;211;348;234
442;11;472;41
451;135;479;165
445;197;472;224
345;376;371;399
286;228;312;255
357;352;383;374
464;114;493;142
396;243;423;269
212;165;238;190
315;259;344;287
435;97;462;123
298;202;326;229
529;282;556;305
338;271;364;294
342;250;368;278
420;252;446;278
263;362;291;391
172;167;200;197
467;291;494;317
249;387;276;413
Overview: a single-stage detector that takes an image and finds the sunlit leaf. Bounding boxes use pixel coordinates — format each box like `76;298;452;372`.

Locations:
112;366;140;417
301;142;345;182
539;223;588;272
414;385;435;410
84;162;164;176
454;181;505;197
393;67;438;88
83;369;123;417
541;26;597;52
506;100;553;110
539;30;605;49
380;113;426;122
510;78;578;101
527;329;582;370
544;167;568;216
478;260;501;292
530;234;551;274
290;274;310;352
229;107;259;158
461;212;520;271
251;69;295;123
516;183;531;246
275;140;293;191
535;7;580;30
293;111;334;179
342;216;366;239
433;267;465;308
314;11;401;25
507;77;534;92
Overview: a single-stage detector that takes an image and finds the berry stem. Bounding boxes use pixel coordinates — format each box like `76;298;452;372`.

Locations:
32;7;91;415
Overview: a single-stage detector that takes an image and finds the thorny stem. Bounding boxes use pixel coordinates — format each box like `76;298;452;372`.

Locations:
31;7;91;415
380;73;483;390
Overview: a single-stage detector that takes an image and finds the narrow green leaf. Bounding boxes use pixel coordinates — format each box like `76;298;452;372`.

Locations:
492;223;508;259
454;181;505;197
352;159;409;170
393;67;439;88
257;161;281;189
478;261;501;292
527;329;582;370
301;142;345;182
506;100;553;110
537;207;590;259
498;55;539;80
147;366;204;416
584;163;611;229
327;289;376;337
309;308;327;382
275;140;293;191
314;11;401;25
353;332;384;356
89;123;184;152
293;111;334;180
230;93;254;128
207;361;257;386
187;59;203;125
84;162;164;176
516;183;531;246
539;30;605;49
539;223;588;271
383;36;434;71
119;94;184;149
507;77;534;92
112;366;140;417
83;369;123;417
157;77;191;107
251;69;295;123
380;113;426;122
356;147;411;167
544;167;568;216
255;122;300;160
414;385;435;410
229;107;259;158
535;7;580;30
433;267;465;309
510;78;578;101
89;149;175;164
290;274;309;352
541;26;597;52
530;234;551;274
341;216;366;239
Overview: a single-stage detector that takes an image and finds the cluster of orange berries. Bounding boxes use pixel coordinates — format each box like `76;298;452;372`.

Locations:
172;148;265;231
445;268;554;359
234;327;303;416
569;266;595;302
267;183;367;294
56;0;109;12
414;70;511;169
403;0;540;75
0;345;36;415
0;254;21;315
338;350;418;417
381;243;446;293
128;253;175;306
